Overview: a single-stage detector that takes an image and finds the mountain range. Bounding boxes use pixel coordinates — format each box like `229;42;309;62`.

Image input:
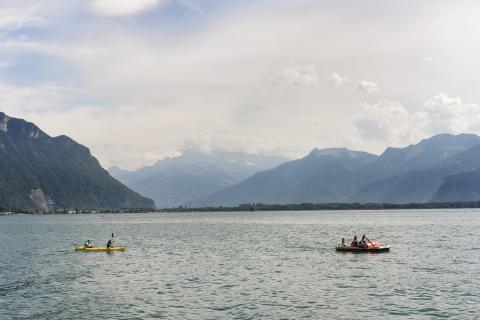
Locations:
0;112;154;210
109;149;287;207
3;111;480;211
193;133;480;206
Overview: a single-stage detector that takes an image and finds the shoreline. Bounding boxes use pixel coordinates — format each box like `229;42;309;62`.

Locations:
3;201;480;215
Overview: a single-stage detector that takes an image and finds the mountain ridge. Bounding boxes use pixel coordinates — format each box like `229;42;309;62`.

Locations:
4;112;479;210
351;134;480;203
194;133;480;207
0;112;154;210
109;148;288;207
192;148;378;206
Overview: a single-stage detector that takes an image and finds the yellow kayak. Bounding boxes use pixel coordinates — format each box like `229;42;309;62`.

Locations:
75;246;126;252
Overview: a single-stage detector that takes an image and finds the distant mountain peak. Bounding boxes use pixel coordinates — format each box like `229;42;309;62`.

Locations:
414;132;479;147
308;147;348;157
111;148;288;207
108;165;130;178
307;147;376;160
382;133;480;157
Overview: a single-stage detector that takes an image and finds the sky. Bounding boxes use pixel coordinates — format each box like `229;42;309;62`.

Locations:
2;0;480;169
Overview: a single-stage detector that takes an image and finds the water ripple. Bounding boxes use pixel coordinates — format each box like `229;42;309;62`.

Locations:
1;210;480;319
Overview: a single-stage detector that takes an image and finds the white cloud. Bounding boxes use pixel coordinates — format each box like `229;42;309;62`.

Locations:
6;1;480;167
0;40;66;56
420;92;480;133
0;81;71;115
0;6;47;30
356;93;480;147
177;0;202;12
327;72;350;87
423;56;440;67
356;100;420;145
271;64;320;87
357;80;380;94
271;67;350;89
90;0;166;16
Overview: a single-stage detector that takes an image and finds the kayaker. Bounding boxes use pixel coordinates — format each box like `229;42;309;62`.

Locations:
107;239;113;249
351;236;359;247
84;240;93;248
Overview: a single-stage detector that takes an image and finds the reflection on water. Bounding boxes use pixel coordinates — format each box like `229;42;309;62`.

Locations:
1;209;479;319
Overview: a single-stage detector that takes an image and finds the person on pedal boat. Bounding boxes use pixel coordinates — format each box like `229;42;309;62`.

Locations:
340;238;348;247
351;236;359;247
359;234;370;248
84;240;93;248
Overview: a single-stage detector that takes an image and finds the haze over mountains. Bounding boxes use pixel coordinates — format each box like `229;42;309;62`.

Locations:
0;113;154;210
192;148;377;206
3;112;480;211
109;132;480;208
109;149;287;208
194;134;480;206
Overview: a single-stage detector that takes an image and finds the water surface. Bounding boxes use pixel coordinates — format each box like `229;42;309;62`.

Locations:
1;209;479;319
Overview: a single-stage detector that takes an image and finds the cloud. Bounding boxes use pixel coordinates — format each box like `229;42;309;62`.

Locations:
90;0;166;16
5;1;480;167
420;92;480;133
271;67;350;89
356;93;480;147
0;6;47;30
0;40;66;56
356;100;419;145
327;72;350;87
177;0;203;12
0;81;71;115
357;80;380;94
423;56;440;67
271;64;320;87
0;60;14;68
25;103;261;169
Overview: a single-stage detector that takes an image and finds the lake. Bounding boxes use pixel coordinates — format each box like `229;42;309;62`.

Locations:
1;209;479;319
